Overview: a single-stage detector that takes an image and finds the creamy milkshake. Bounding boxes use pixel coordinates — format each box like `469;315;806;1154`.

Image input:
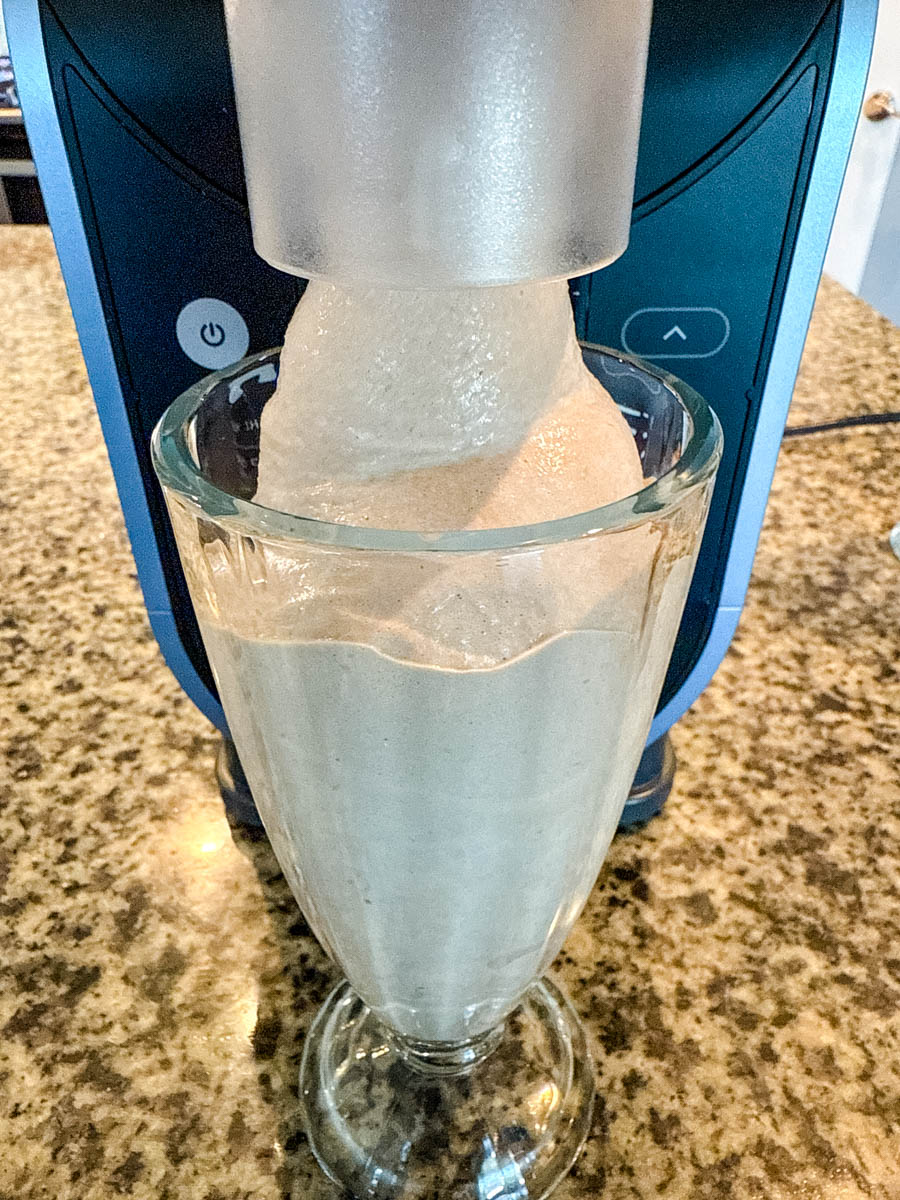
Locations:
202;626;650;1040
154;318;720;1200
182;278;686;1041
253;279;643;533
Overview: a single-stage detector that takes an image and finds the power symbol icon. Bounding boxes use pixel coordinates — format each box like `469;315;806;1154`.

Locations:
177;298;249;368
200;322;226;348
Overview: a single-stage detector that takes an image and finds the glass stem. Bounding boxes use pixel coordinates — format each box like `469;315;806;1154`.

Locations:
391;1023;506;1077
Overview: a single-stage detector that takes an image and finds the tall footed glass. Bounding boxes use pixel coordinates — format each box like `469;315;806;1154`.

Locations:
152;346;721;1199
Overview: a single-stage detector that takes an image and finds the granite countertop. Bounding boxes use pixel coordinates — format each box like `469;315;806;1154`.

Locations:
1;226;899;1200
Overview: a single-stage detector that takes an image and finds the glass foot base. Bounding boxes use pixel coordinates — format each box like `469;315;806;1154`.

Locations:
300;977;594;1200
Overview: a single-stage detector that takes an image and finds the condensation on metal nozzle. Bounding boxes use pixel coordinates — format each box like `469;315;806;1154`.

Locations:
224;0;653;288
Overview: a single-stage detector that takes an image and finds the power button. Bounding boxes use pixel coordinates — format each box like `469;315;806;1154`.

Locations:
200;322;226;348
176;298;250;369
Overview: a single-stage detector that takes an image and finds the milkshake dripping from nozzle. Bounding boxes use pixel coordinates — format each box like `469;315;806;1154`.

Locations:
222;2;655;588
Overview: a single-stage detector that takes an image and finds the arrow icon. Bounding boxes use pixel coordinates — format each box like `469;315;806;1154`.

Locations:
663;325;687;342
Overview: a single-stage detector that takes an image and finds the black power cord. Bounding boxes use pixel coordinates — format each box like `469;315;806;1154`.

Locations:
783;411;900;439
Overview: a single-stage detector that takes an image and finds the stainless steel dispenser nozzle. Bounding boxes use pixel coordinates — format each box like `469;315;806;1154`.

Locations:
224;0;653;288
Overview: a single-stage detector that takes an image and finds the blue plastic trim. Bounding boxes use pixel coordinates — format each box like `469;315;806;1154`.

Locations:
649;606;740;742
650;0;878;740
5;0;226;730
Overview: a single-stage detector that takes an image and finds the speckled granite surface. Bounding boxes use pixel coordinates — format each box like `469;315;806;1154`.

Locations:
1;227;899;1199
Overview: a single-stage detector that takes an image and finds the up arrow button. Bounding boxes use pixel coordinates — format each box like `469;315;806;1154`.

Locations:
621;307;730;360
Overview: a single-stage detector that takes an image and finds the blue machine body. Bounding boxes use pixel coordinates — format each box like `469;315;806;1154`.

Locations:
7;0;877;745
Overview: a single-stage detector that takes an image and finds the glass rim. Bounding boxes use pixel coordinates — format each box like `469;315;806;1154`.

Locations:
151;343;722;553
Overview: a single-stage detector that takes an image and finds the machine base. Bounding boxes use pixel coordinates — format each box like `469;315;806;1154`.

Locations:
214;736;260;828
618;734;677;827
